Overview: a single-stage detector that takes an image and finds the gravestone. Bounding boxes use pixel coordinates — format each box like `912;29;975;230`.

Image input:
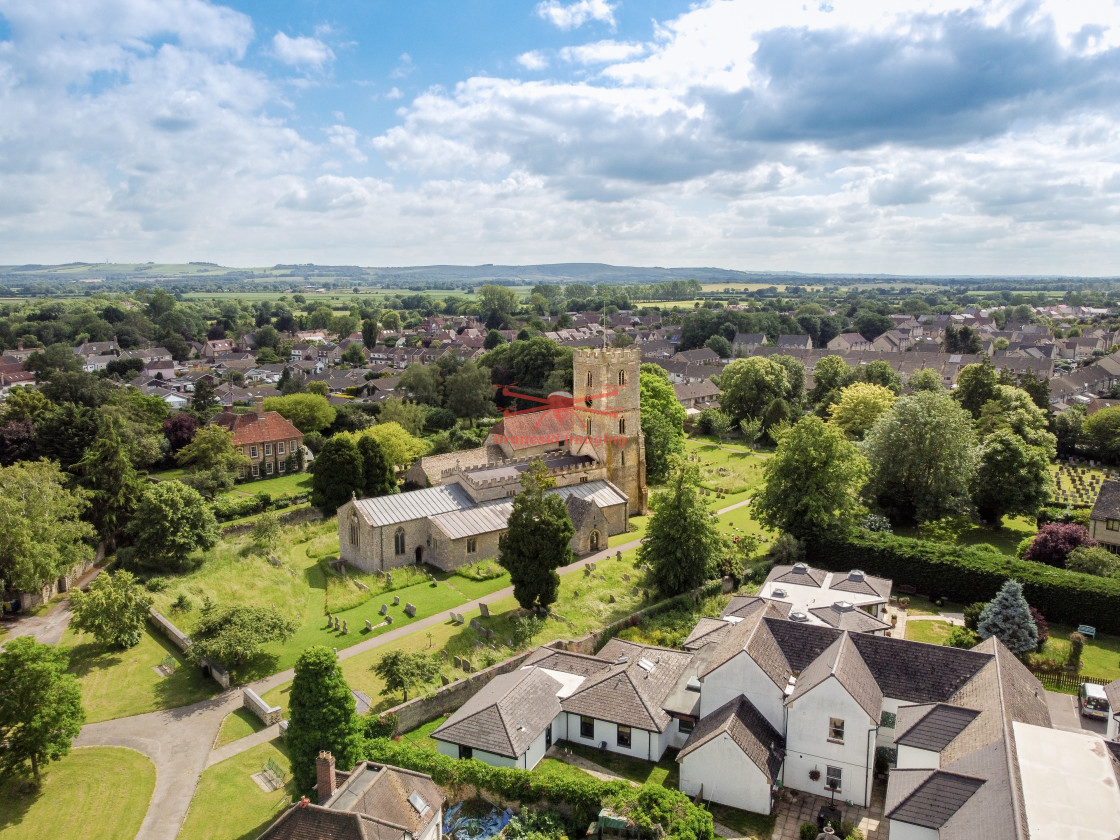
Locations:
608;594;616;603
342;620;348;635
380;603;388;615
584;566;591;577
333;616;340;630
574;589;580;597
441;649;449;660
393;595;400;606
365;619;372;631
622;573;630;582
441;674;450;686
484;628;494;639
463;660;472;672
454;656;462;668
429;574;436;585
470;618;481;631
616;551;622;561
632;586;639;596
479;602;490;618
327;614;334;628
385;615;393;624
386;573;392;585
405;603;417;617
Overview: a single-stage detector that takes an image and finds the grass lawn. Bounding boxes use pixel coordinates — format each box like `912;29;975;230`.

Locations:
398;716;447;751
177;739;295;840
217;707;268;748
904;620;955;645
561;742;680;788
62;624;218;723
220;472;313;500
683;438;769;498
895;514;1037;557
0;746;155;840
707;803;776;840
1031;623;1120;683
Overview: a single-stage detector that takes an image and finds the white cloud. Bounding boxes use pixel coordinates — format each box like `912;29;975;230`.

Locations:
558;40;645;64
272;32;335;69
535;0;616;31
517;51;549;70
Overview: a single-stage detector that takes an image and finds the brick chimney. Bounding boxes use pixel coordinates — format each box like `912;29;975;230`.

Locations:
254;395;265;416
316;751;336;804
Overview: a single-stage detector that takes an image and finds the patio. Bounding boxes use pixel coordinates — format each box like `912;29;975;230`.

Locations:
769;780;887;840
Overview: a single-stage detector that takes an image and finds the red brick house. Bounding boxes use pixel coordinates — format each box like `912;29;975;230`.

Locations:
210;399;304;480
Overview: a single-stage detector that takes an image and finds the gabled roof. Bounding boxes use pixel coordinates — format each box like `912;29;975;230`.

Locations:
768;563;826;588
561;639;692;732
211;410;303;446
721;595;792;621
1090;479;1120;521
847;632;992;704
431;668;562;758
809;603;891;633
352;484;475;527
885;768;986;829
1105;676;1120;711
895;703;981;752
682;617;733;651
522;647;613;679
677;695;784;780
786;632;883;719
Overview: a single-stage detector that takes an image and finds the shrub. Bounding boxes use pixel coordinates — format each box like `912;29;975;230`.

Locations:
946;626;980;649
1023;522;1096;569
862;513;892;534
768;533;804;565
1030;606;1049;650
362;712;397;739
1036;505;1090;527
1016;537;1033;559
800;824;819;840
808;531;1120;633
963;602;985;631
144;576;169;592
171;593;192;613
1068;631;1086;672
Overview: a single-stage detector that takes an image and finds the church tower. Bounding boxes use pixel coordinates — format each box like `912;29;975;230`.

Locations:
571;346;648;515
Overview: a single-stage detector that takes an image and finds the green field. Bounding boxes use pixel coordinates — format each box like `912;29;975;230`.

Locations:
216;707;268;748
219;473;313;500
904;620;955;645
177;739;295;840
0;747;155;840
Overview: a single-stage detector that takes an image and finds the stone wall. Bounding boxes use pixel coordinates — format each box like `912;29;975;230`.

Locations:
243;687;283;726
379;649;537;734
222;505;322;537
149;607;192;651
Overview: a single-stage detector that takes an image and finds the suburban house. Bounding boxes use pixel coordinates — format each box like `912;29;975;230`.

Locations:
1106;677;1120;741
1089;480;1120;553
258;753;444;840
826;333;872;353
672;379;721;415
210;398;304;480
339;347;647;572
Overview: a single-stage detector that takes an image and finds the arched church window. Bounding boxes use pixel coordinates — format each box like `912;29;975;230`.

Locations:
394;528;406;555
618;370;626;386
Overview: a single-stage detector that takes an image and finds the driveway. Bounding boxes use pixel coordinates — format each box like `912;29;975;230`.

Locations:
1045;689;1107;735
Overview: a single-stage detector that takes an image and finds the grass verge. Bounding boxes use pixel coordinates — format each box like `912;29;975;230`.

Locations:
216;707;268;748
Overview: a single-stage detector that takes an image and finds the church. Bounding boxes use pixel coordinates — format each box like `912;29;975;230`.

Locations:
337;346;648;573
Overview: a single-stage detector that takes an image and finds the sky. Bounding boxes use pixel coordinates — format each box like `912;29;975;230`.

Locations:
1;0;1119;274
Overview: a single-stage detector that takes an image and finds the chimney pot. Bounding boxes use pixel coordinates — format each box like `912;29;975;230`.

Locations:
316;751;337;804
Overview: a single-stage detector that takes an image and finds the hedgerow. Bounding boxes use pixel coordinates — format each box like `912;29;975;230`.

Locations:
809;531;1120;633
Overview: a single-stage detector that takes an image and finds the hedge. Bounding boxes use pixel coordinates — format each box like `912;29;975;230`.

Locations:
809;532;1120;634
365;738;714;840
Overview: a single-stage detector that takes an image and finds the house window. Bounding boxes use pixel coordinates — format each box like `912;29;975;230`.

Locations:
1108;519;1119;532
580;716;594;739
617;725;632;748
278;442;286;454
825;766;842;792
266;461;274;475
828;718;845;743
467;538;477;554
250;445;258;459
278;460;286;474
459;745;473;761
394;529;406;555
580;476;588;483
678;719;694;735
618;418;626;435
618;370;626;386
251;464;259;477
264;443;272;456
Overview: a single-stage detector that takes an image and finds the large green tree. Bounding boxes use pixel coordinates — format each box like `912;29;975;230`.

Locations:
976;385;1055;455
862;391;978;524
827;383;896;440
126;481;219;573
372;650;440;702
498;461;574;613
954;362;999;418
717;357;789;422
263;393;337;434
288;645;365;796
971;429;1051;527
70;570;152;649
0;460;94;593
189;605;298;670
358;435;397;497
0;638;85;787
74;422;144;542
639;457;724;595
445;362;494;421
311;435;364;514
639;367;686;482
175;424;250;497
752;415;869;543
1082;406;1120;463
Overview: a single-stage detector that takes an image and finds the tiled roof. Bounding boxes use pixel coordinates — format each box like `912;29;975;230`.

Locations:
886;769;986;829
489;410;576;446
522;647;613;678
677;694;784;780
561;639;692;732
786;632;883;719
847;632;992;704
809;603;891;633
768;563;826;588
1105;676;1120;711
827;569;892;600
894;703;981;752
431;668;562;758
721;595;791;621
429;501;513;540
565;495;599;531
681;617;732;651
1090;479;1120;521
211;410;303;446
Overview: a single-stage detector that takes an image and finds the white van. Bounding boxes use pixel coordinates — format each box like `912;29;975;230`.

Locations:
1079;682;1110;720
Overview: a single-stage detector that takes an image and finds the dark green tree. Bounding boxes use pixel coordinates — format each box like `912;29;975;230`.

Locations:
189;605;298;669
977;579;1038;656
361;318;379;351
289;645;365;795
73;423;143;543
0;638;85;787
358;436;397;497
954;362;999;418
35;403;102;470
639;457;724;595
70;570;151;649
372;649;440;702
189;378;218;419
640;369;685;481
126;481;219;573
498;461;574;613
971;429;1051;526
312;435;365;514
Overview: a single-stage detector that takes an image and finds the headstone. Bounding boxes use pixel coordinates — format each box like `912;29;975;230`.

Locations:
441;674;450;686
463;660;472;672
584;566;591;577
333;616;340;630
441;649;449;660
479;602;490;618
430;574;436;584
365;619;372;631
405;603;417;618
454;656;462;668
574;589;580;597
642;589;649;600
608;594;616;603
616;551;622;561
470;618;481;631
386;573;392;585
484;628;494;639
385;615;393;624
393;595;400;606
342;620;348;635
380;603;388;615
632;586;639;596
622;573;630;582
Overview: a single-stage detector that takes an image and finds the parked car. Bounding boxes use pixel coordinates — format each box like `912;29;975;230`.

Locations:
1079;682;1110;720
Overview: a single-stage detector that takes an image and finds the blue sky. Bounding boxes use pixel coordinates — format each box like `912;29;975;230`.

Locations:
1;0;1119;273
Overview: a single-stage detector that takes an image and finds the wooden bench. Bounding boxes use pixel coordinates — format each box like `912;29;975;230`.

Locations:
1077;624;1096;639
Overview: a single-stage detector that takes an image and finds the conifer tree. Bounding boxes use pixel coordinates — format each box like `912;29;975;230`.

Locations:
977;579;1038;656
498;461;573;613
287;646;364;796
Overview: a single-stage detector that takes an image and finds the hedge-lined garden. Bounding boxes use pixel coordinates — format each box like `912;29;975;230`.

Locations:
366;738;714;840
811;531;1120;633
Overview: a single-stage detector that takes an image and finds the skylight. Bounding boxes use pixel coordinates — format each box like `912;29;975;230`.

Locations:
408;791;430;817
637;658;655;673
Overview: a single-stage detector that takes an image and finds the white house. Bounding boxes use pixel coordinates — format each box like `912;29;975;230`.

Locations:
1106;678;1120;741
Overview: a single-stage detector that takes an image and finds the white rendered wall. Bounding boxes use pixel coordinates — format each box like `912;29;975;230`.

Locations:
888;820;939;840
700;652;785;731
679;732;773;813
895;744;939;770
561;713;664;761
